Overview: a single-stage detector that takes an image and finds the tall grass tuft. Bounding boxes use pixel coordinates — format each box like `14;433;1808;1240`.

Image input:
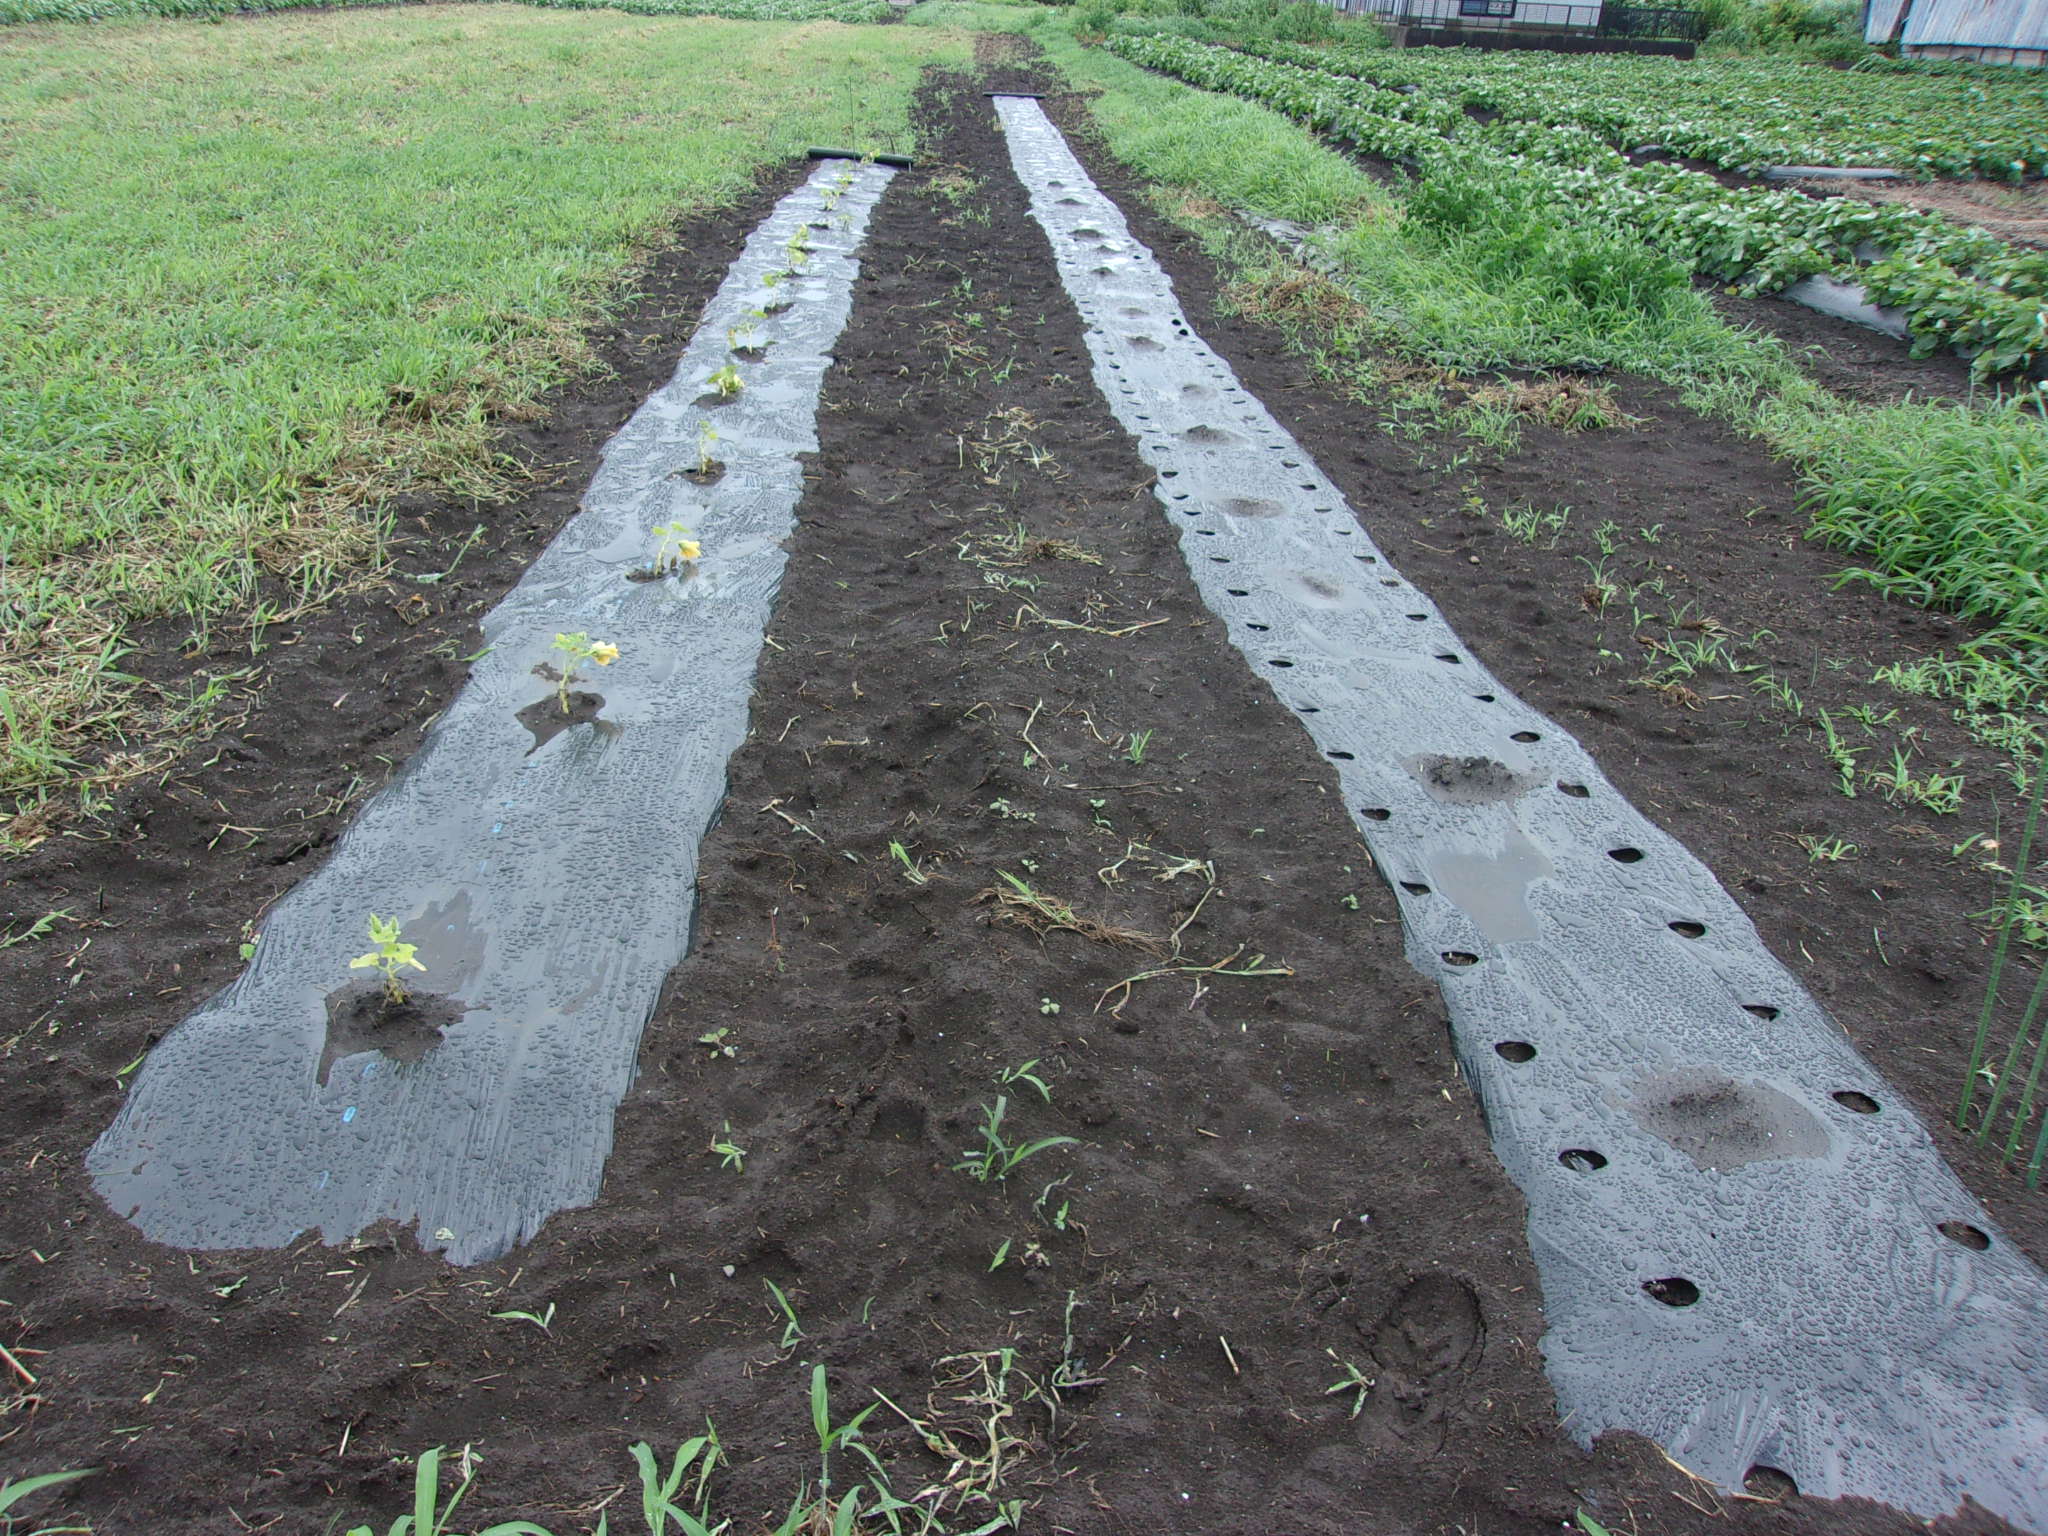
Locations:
1799;398;2048;658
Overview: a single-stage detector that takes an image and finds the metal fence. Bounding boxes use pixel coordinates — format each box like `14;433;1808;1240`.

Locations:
1598;3;1709;37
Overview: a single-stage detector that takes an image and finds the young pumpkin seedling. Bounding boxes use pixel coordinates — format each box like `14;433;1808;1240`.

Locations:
350;914;425;1005
706;364;744;401
547;631;619;715
652;521;702;575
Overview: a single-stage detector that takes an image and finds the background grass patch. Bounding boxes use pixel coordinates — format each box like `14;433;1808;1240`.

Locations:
0;3;966;838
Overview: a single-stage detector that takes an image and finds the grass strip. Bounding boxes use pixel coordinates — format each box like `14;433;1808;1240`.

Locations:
0;3;967;843
4;0;894;25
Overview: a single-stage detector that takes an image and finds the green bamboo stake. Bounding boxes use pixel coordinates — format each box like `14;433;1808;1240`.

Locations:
1960;747;2047;1128
1987;957;2048;1158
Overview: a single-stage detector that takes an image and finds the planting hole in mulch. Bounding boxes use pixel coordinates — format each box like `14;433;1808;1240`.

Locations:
318;985;466;1088
513;687;615;753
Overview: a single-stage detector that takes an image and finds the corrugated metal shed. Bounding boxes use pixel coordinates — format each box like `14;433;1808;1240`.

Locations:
1866;0;2048;63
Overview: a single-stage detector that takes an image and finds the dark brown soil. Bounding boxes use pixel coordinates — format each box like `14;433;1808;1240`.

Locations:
1705;280;1978;404
0;58;2037;1536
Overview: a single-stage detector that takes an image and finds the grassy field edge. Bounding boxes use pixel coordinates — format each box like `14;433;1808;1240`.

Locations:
0;4;969;845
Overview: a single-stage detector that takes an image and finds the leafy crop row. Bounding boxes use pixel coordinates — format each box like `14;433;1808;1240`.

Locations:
1107;33;2048;377
1241;36;2048;182
2;0;892;24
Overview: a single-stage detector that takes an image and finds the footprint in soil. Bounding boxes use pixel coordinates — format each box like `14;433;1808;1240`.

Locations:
318;985;466;1087
865;1094;929;1145
1355;1273;1485;1453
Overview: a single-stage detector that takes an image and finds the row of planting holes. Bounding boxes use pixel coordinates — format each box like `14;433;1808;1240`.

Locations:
1216;562;2004;1299
1043;150;1996;1514
1049;171;2000;1302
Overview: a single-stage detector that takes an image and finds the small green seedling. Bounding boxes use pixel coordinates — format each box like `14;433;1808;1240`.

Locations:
697;1027;736;1058
763;1279;804;1350
997;1059;1052;1102
1325;1349;1373;1418
0;1467;98;1531
1034;1176;1072;1231
727;319;759;353
0;908;71;951
988;1238;1012;1272
954;1096;1077;1184
1039;996;1060;1016
339;1445;546;1536
350;914;424;1005
696;419;721;475
707;364;744;401
710;1122;746;1172
797;1361;876;1527
490;1301;556;1333
1798;834;1858;862
1125;728;1153;765
627;1428;723;1536
888;840;929;886
548;631;618;714
653;521;701;574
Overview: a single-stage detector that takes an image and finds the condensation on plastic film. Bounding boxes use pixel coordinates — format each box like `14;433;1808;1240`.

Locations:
90;160;898;1267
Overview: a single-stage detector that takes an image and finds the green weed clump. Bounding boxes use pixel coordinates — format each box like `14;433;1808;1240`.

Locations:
1695;0;1869;60
1795;399;2048;655
334;1364;1025;1535
0;1468;96;1536
1068;0;1378;48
